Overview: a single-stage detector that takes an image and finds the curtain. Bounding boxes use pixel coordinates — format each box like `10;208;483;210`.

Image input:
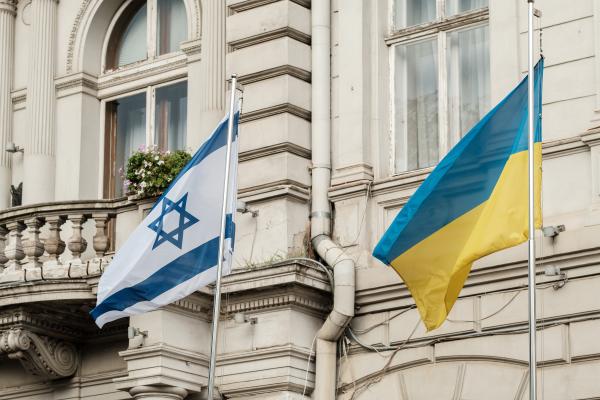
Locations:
157;0;188;55
115;93;147;196
394;0;436;29
446;0;488;16
155;81;187;152
447;25;490;140
395;39;439;172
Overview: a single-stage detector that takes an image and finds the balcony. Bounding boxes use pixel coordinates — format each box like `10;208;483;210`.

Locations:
0;197;155;380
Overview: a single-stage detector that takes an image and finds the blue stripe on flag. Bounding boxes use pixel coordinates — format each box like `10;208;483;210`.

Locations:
151;112;240;212
91;215;234;320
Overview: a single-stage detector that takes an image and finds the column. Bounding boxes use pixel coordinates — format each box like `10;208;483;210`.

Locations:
0;0;16;208
23;0;58;204
188;0;225;150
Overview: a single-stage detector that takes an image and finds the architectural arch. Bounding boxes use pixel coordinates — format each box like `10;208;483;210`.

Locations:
66;0;201;75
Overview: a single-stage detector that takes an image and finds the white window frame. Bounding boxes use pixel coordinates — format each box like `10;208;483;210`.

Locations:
97;0;192;198
387;0;489;175
101;0;193;73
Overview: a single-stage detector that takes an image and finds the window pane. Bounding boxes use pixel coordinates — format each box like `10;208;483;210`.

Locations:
114;93;147;197
447;25;490;141
394;0;436;30
446;0;488;16
116;3;147;67
155;81;187;152
394;39;439;173
157;0;188;55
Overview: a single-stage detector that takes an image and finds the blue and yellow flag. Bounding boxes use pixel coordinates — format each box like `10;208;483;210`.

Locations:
373;60;544;331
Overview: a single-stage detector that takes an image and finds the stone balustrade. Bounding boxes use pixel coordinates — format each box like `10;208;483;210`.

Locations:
0;198;141;284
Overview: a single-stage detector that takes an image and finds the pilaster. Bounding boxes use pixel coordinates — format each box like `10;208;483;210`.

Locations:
23;0;58;204
0;0;17;208
188;0;226;150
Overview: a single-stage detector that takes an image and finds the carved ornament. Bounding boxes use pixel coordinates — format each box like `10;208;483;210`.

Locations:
0;328;79;379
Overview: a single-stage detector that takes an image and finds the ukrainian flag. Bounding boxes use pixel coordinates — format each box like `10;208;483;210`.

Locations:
373;60;543;331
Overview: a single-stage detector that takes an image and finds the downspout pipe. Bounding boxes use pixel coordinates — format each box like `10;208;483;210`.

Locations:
311;0;355;399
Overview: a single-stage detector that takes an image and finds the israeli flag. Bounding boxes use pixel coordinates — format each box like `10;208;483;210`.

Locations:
92;106;240;328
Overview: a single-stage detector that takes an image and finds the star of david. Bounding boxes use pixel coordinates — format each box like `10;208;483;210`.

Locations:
148;193;199;250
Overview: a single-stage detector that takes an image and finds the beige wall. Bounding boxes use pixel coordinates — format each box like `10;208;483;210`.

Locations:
0;0;599;399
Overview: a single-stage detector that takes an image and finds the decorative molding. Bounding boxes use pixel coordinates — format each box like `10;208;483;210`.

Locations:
229;0;311;14
329;180;372;202
55;72;99;98
0;328;79;379
240;103;311;123
67;0;201;73
237;65;311;85
10;88;25;110
237;181;310;204
66;0;92;73
217;344;314;397
229;27;311;51
385;8;489;46
180;38;202;58
372;136;591;197
97;57;188;98
0;0;17;16
224;286;330;317
237;179;310;202
239;142;311;162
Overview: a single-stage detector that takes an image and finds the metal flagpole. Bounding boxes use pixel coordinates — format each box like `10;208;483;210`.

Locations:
527;1;538;399
207;74;238;400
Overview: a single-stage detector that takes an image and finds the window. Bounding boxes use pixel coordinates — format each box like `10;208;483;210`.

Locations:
104;81;188;198
391;0;490;173
102;0;189;198
106;0;188;70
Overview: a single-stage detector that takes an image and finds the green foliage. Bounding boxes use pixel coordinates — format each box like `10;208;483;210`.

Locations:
123;146;191;198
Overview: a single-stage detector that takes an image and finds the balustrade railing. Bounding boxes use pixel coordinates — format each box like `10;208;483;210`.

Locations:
0;198;148;284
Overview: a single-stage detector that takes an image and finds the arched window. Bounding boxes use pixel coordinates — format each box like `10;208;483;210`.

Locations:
107;0;188;70
102;0;189;198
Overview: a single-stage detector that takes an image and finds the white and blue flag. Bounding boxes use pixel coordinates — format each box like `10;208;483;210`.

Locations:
92;106;240;328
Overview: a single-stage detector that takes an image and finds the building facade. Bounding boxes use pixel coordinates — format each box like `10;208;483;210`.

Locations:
0;0;599;399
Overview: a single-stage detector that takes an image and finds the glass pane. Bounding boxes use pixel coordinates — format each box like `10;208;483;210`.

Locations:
394;0;436;30
157;0;188;55
115;93;147;197
446;0;488;16
116;3;148;67
155;81;188;152
394;39;439;173
447;25;490;141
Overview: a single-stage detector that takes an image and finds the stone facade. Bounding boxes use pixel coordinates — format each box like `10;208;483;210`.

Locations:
0;0;599;399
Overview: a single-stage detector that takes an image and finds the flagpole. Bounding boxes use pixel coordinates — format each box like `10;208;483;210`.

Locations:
527;1;538;399
207;74;238;400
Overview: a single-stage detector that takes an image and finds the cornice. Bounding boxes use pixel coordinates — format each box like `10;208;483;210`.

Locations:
355;247;600;316
97;56;187;98
581;126;600;147
217;344;313;397
237;181;310;204
0;0;17;16
239;142;311;162
237;65;311;85
371;136;590;197
229;27;311;51
0;280;96;308
55;72;99;98
240;103;311;123
229;0;310;14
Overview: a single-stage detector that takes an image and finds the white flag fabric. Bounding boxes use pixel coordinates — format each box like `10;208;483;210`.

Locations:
92;107;239;328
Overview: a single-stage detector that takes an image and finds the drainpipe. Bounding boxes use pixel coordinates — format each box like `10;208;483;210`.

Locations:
311;0;355;399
